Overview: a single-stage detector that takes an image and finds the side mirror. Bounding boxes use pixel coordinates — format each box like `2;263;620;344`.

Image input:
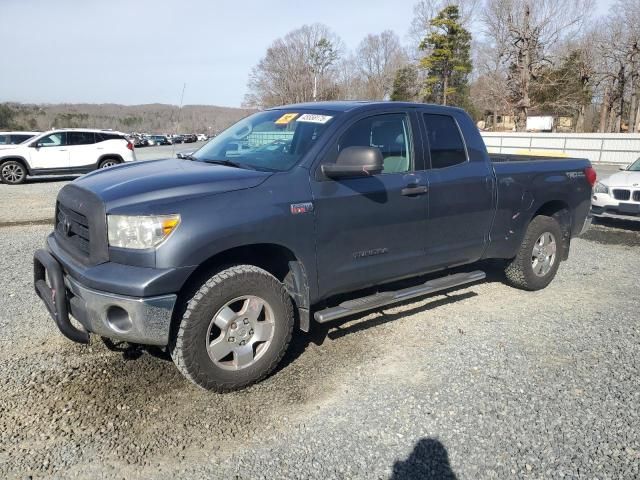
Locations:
31;142;41;149
321;146;383;179
619;164;629;171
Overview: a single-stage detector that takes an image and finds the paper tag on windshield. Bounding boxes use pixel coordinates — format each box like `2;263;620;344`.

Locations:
275;113;298;125
297;114;333;124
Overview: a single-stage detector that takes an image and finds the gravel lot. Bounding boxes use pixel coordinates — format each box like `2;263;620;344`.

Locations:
0;164;638;479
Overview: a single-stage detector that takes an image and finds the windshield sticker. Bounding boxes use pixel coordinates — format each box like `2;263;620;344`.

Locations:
275;113;299;125
297;114;333;124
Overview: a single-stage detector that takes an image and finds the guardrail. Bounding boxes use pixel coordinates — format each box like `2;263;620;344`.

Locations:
481;132;640;164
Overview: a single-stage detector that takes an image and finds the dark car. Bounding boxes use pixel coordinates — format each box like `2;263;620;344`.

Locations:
171;135;184;144
34;102;594;392
182;134;198;143
151;135;172;146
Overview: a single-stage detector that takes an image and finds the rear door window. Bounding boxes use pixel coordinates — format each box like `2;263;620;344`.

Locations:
68;131;96;145
423;114;467;169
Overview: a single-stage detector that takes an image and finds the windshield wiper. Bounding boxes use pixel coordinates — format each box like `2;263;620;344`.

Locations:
202;159;255;170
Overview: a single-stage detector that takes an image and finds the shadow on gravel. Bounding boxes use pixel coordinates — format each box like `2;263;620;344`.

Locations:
391;438;457;480
24;175;79;184
582;219;640;246
276;289;478;374
592;217;640;232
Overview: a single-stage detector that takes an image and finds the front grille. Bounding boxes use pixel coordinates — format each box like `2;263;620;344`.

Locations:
56;203;90;256
613;189;631;201
633;191;640;202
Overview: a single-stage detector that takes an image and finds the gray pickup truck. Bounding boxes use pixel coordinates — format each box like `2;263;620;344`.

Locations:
34;102;594;391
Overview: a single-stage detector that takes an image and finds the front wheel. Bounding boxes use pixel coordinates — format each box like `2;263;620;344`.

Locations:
504;215;565;291
170;265;294;392
1;160;27;184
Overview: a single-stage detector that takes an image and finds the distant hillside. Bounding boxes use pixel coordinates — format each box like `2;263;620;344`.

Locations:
0;102;256;134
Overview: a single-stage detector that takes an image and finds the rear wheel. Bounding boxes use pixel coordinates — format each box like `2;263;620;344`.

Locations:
504;215;564;291
170;265;294;392
99;158;120;169
1;160;27;185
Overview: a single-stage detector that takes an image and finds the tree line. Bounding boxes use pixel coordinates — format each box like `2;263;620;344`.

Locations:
245;0;640;134
0;103;253;134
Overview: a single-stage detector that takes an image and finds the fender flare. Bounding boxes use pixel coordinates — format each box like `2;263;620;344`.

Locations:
284;260;311;332
0;155;31;174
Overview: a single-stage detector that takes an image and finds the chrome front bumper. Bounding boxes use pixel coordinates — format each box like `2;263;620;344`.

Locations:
66;276;176;346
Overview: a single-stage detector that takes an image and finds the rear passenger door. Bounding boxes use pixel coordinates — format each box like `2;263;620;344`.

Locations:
68;131;97;169
312;111;430;299
420;111;495;269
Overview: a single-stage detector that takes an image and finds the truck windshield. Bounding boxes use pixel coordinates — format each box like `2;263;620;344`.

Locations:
192;110;336;171
629;158;640;171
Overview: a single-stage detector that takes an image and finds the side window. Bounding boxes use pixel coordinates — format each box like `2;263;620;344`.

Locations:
0;135;8;145
68;131;95;146
338;113;412;174
37;132;66;147
423;114;467;169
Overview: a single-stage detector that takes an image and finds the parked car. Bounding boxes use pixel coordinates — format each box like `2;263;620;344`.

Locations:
171;135;184;144
592;157;640;220
0;131;40;147
33;101;594;392
151;135;172;145
182;134;198;143
0;129;135;184
197;134;207;141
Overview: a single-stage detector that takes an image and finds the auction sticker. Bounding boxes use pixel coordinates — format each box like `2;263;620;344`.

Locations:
297;114;333;124
275;113;298;125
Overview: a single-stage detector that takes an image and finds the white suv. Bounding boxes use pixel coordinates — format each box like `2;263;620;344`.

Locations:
0;129;136;185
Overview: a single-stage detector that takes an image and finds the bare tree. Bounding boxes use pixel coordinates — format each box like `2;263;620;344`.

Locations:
472;41;512;129
353;30;407;100
244;24;344;108
482;0;593;131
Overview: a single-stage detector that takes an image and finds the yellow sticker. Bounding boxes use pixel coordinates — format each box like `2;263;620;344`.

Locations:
275;113;298;125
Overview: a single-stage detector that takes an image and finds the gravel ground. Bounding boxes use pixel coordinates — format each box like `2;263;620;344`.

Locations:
0;217;638;479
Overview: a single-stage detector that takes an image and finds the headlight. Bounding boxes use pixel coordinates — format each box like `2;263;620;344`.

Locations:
107;214;180;249
594;182;609;194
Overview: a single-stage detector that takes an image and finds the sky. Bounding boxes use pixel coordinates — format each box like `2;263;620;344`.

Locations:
0;0;616;108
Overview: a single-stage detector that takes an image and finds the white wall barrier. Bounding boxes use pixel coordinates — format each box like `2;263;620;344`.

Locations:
481;132;640;164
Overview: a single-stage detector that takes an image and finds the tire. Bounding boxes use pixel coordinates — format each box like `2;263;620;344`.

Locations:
0;160;27;185
504;215;565;291
170;265;294;392
98;158;120;169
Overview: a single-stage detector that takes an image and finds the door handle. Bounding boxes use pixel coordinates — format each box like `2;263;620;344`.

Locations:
401;185;428;196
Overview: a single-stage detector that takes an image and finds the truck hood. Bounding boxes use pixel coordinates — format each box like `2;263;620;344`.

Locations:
601;170;640;187
74;158;273;209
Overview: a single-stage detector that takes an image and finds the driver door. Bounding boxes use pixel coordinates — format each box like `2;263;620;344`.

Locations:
28;132;69;170
311;111;430;300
